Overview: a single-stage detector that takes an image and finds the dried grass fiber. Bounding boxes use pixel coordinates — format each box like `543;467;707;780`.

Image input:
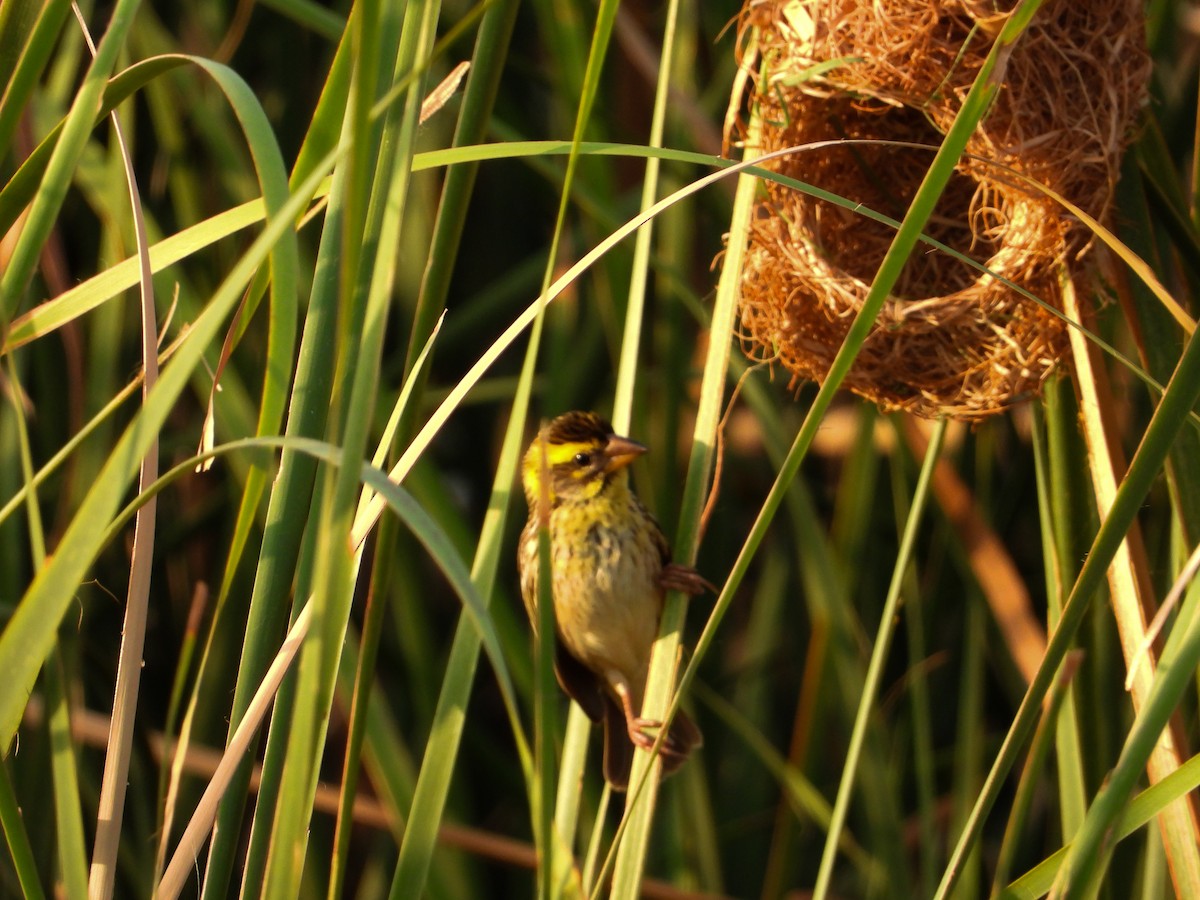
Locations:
731;0;1149;417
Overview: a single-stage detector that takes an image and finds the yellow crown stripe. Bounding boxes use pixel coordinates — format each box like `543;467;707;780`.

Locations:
541;440;599;467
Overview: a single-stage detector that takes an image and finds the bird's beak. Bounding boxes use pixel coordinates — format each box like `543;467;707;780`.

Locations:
603;433;648;473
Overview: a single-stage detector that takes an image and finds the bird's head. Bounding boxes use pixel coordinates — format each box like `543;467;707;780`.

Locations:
521;411;647;508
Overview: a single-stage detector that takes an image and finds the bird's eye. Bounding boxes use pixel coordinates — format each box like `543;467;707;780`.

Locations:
573;452;592;467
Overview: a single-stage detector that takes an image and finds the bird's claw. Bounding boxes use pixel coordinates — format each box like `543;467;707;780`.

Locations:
628;716;687;758
659;562;716;596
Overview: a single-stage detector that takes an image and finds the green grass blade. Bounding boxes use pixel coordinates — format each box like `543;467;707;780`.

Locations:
45;652;88;900
610;0;680;431
0;0;141;322
1052;565;1200;897
991;653;1082;893
329;318;446;898
385;405;536;899
0;0;71;162
533;519;558;900
204;32;366;894
608;100;761;900
0;134;330;778
94;430;520;897
326;9;519;892
390;1;623;893
811;419;947;898
397;0;520;435
1035;380;1089;840
262;0;445;893
1001;752;1200;899
936;228;1200;900
624;5;1051;894
0;760;44;900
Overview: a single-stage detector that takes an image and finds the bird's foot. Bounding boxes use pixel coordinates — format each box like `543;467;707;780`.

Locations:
627;716;688;759
659;562;716;596
615;677;690;760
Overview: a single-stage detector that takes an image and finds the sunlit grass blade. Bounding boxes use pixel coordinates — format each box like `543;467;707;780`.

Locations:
330;315;446;897
199;24;364;892
936;256;1200;900
811;418;946;898
1001;753;1200;898
610;0;681;431
391;0;622;890
4;32;301;897
260;0;439;892
621;1;1049;891
158;601;313;900
97;431;523;897
201;22;485;895
532;515;559;899
0;122;330;821
592;0;686;881
1032;386;1089;839
10;6;1198;891
329;5;518;885
1058;266;1200;885
609;91;761;900
1050;560;1200;897
0;0;139;323
395;0;520;441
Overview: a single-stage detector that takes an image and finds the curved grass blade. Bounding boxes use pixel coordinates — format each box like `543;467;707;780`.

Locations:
608;96;761;899
138;432;526;899
330;7;518;896
629;4;1052;895
0;138;330;759
0;0;144;315
261;3;443;894
73;5;163;893
9;139;1183;412
330;313;445;896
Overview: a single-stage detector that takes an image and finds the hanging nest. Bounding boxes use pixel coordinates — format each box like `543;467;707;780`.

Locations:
729;0;1150;418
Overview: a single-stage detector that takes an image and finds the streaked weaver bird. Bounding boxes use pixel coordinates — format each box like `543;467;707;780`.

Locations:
518;411;707;790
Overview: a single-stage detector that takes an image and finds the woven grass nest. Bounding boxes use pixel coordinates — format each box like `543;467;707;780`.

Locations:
730;0;1150;418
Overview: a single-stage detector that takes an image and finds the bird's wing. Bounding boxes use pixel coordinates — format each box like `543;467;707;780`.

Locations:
635;496;672;568
602;694;632;791
553;638;606;723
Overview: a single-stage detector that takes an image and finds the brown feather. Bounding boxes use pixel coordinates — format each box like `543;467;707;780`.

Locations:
553;639;605;723
543;411;611;444
602;696;633;791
